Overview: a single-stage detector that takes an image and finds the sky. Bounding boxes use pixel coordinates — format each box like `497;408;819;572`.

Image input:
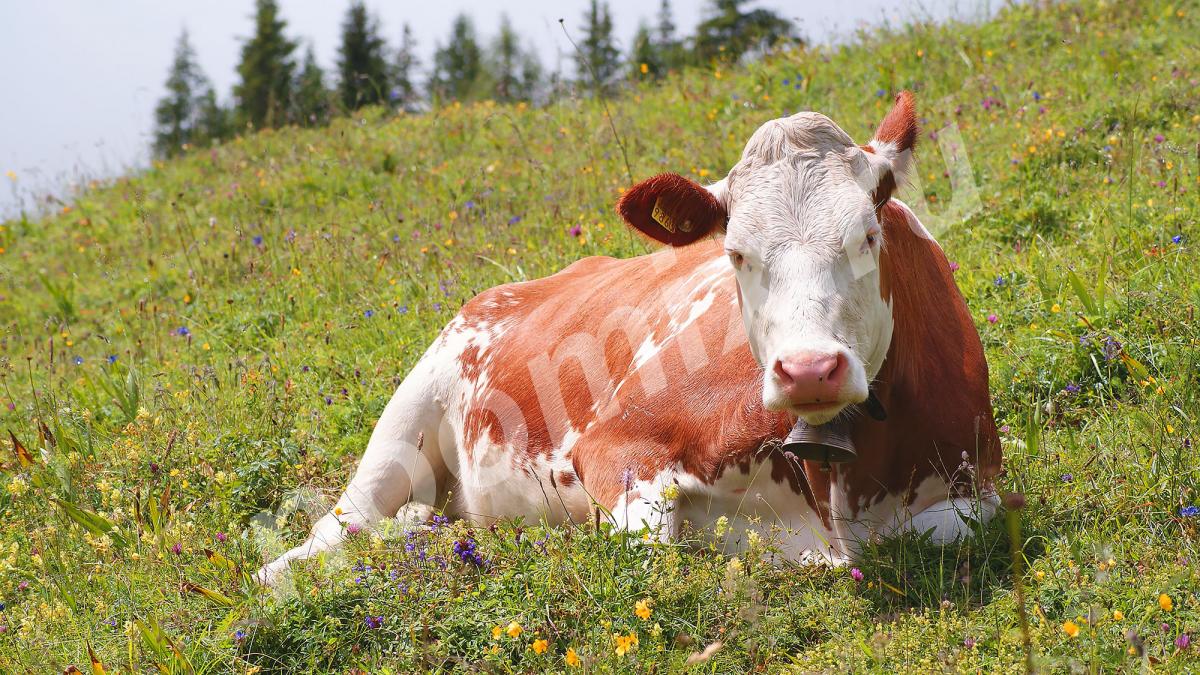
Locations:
0;0;990;217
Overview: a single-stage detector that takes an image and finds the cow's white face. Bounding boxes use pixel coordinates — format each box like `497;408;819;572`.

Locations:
618;94;918;425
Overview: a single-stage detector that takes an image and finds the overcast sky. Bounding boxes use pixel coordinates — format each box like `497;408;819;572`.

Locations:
0;1;989;217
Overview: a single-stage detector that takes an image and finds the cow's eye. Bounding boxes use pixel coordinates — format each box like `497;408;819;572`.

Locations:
727;251;745;270
865;232;879;247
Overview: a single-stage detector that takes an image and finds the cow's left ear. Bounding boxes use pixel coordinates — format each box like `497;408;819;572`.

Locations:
617;173;728;247
862;90;918;208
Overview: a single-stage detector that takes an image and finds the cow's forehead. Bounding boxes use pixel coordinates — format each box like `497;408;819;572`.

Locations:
725;113;873;239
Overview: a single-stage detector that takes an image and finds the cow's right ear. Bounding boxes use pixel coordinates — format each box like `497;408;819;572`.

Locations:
617;173;728;246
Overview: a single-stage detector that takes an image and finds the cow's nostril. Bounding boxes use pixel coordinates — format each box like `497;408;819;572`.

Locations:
773;359;793;384
825;353;846;383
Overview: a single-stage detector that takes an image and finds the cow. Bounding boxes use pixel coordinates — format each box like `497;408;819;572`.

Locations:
257;92;1001;585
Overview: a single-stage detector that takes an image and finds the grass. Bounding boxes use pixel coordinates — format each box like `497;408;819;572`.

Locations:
1;0;1199;671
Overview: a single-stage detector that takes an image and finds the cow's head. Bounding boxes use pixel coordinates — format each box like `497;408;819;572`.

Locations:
618;92;918;425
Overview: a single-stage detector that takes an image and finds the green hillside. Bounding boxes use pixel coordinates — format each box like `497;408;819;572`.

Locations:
2;1;1199;671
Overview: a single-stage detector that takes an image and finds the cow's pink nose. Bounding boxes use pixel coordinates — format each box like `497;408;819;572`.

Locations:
773;351;847;403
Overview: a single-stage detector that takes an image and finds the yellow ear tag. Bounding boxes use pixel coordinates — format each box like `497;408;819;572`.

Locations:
651;198;691;233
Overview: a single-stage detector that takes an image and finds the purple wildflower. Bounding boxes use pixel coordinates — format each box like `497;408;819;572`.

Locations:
1178;634;1191;649
252;235;263;247
216;532;227;543
175;326;190;337
508;215;521;225
346;522;363;536
365;615;384;629
170;542;182;555
851;567;864;582
1065;383;1080;394
568;224;583;238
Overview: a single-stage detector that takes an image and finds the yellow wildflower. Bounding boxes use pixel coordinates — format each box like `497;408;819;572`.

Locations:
1051;303;1061;313
1062;620;1080;638
635;598;653;621
506;621;523;638
1159;594;1173;611
614;632;639;656
491;625;502;640
565;647;581;667
1113;610;1124;621
531;639;548;654
640;63;649;74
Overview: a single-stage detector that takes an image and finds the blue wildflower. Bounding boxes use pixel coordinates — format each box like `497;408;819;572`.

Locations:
1032;91;1041;101
1182;506;1200;518
430;514;450;531
73;356;83;365
508;215;521;225
1172;234;1183;244
365;615;384;629
782;78;790;86
234;629;246;641
252;235;263;247
994;276;1006;287
1065;383;1080;394
398;305;409;314
1102;337;1122;361
1061;473;1073;482
364;309;374;318
464;200;475;210
876;89;887;97
176;326;190;337
106;354;118;364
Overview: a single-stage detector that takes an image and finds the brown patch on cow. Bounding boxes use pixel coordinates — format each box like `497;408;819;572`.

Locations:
847;201;1001;513
617;173;727;247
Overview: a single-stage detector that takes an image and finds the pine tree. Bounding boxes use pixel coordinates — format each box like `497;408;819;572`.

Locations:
694;0;794;64
429;14;483;102
489;14;541;102
576;0;620;95
630;23;661;78
195;88;234;144
234;0;297;129
656;0;687;71
337;1;390;111
391;23;421;111
293;44;332;125
154;30;221;158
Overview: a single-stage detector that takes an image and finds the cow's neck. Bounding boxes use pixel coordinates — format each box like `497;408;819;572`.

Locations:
832;200;1000;512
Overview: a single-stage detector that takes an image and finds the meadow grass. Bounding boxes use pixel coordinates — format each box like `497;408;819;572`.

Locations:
1;1;1199;671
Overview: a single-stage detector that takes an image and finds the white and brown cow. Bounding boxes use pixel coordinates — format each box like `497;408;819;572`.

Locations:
258;92;1001;584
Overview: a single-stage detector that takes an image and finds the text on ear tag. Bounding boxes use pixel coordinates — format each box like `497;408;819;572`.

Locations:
651;198;693;234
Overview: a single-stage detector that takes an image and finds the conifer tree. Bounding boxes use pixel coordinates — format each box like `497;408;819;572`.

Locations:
293;44;331;125
576;0;620;95
694;0;794;64
154;30;222;158
234;0;297;128
489;14;541;102
429;14;483;102
391;23;421;111
337;1;390;111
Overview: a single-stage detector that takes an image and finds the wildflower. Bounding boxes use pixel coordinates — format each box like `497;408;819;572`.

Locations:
492;625;502;640
1178;634;1191;650
346;522;363;536
216;532;227;543
365;615;384;629
234;629;246;641
1113;610;1124;621
1061;474;1072;483
1182;506;1200;517
1154;134;1165;143
334;507;344;516
1159;594;1173;611
252;235;263;247
614;632;639;656
532;638;548;654
568;224;583;238
994;276;1005;287
73;356;83;365
850;567;864;582
987;314;998;324
364;309;374;318
1034;570;1045;581
1102;337;1121;361
1051;303;1061;313
640;63;649;74
963;636;976;648
565;647;581;667
1063;620;1080;638
635;598;653;620
508;215;521;225
949;261;959;272
1064;383;1080;394
175;326;190;337
1173;234;1184;244
661;483;680;501
506;621;523;638
106;354;117;364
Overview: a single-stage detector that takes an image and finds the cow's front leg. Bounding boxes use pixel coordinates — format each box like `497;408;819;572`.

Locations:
908;493;1000;544
606;477;681;542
